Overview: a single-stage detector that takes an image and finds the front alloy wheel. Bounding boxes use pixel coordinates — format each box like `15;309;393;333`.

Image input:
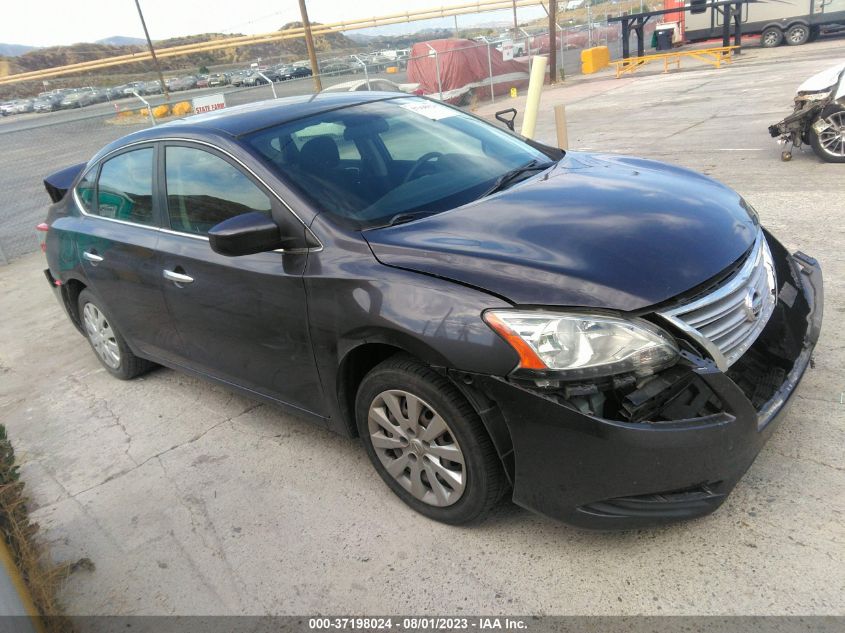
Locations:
810;105;845;163
368;390;466;507
356;355;506;524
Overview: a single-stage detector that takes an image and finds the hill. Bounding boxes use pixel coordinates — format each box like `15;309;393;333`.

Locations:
0;43;37;57
3;23;358;79
96;36;148;47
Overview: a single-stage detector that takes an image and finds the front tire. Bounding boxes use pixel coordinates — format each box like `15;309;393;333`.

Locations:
760;26;783;48
356;355;506;524
78;289;154;380
809;104;845;163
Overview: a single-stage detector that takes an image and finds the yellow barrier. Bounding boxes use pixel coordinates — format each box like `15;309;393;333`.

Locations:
611;46;739;78
581;46;610;75
386;66;398;74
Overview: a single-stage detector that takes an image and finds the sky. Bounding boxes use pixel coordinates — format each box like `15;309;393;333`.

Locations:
0;0;545;47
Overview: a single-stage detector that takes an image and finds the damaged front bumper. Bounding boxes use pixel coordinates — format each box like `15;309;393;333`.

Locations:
455;238;823;530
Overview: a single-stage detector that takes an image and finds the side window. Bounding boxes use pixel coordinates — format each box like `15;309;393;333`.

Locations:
95;148;155;225
75;167;97;213
165;146;272;236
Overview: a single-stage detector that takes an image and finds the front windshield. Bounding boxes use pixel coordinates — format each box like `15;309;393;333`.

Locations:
244;97;550;229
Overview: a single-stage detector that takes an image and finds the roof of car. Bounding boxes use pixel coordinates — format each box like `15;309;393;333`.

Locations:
132;91;406;140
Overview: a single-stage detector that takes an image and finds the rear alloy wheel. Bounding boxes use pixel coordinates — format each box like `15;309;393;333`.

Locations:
785;24;810;45
809;105;845;163
356;355;505;524
760;27;783;48
78;289;154;380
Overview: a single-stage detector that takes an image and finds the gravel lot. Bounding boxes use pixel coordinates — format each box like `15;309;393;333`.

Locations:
0;37;843;620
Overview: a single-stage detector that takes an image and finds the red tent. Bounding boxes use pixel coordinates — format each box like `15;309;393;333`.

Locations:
407;39;530;104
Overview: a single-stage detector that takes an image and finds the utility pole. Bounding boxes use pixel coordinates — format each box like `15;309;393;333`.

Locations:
512;0;519;39
298;0;323;92
454;15;459;38
133;0;169;100
548;0;557;83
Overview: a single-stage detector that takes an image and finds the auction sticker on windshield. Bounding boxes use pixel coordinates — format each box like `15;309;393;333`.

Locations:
193;93;226;114
397;99;458;120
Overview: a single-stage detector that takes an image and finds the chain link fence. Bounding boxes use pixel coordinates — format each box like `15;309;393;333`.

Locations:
0;16;656;264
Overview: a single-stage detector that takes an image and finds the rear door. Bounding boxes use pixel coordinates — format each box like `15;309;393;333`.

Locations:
155;142;325;417
74;144;183;362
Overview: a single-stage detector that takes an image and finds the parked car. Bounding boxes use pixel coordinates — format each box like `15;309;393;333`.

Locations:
242;72;269;87
207;73;227;87
33;94;63;112
39;93;822;528
142;80;162;95
229;71;250;87
769;60;845;162
59;90;95;109
280;66;312;80
0;101;15;116
321;78;409;93
108;86;130;100
196;75;210;89
123;82;146;97
10;98;35;114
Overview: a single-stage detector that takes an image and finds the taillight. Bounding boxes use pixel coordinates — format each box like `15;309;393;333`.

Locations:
36;222;49;252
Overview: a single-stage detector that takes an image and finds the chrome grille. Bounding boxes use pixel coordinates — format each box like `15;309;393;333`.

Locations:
658;232;777;371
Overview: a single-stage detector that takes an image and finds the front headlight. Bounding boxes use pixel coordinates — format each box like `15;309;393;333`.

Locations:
483;310;679;380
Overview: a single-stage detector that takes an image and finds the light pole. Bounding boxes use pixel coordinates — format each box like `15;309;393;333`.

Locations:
133;0;169;100
298;0;323;92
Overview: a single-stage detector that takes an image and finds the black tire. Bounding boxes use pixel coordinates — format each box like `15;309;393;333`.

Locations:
785;23;811;46
77;289;155;380
356;355;506;525
809;104;845;163
760;26;784;48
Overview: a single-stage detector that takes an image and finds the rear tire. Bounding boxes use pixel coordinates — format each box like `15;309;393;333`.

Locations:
785;23;811;46
809;104;845;163
760;26;783;48
77;289;155;380
356;355;506;524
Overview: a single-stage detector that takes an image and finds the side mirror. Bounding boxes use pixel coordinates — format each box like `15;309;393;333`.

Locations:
208;211;298;257
495;108;518;131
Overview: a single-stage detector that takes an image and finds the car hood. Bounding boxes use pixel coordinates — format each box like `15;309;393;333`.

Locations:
364;152;759;312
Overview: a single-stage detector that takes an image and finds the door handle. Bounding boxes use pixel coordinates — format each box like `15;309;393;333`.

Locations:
163;269;194;285
83;250;103;263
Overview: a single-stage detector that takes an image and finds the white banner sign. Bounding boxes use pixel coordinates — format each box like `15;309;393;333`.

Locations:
192;93;226;114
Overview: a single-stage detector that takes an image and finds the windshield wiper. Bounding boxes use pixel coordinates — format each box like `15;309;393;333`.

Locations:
481;159;554;198
378;210;434;228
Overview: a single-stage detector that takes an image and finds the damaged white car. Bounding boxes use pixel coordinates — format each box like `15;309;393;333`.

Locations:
769;61;845;163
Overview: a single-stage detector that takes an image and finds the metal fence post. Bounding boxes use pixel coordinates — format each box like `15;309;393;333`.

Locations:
256;71;277;99
435;50;443;100
487;42;495;103
352;54;370;89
